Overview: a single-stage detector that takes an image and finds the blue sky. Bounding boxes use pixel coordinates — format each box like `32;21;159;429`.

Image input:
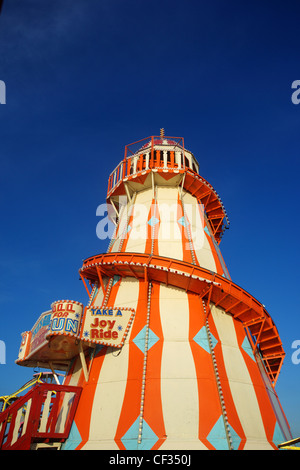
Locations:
0;0;300;437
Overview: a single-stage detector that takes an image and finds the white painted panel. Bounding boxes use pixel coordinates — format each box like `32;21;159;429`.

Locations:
157;187;183;261
125;190;152;254
159;284;206;449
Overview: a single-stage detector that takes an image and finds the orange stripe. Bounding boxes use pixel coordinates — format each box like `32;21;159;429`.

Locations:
188;294;222;448
196;202;225;275
74;277;123;448
119;209;134;252
72;347;108;449
204;227;224;275
144;199;160;256
206;312;246;448
234;322;278;448
114;280;148;448
177;196;194;265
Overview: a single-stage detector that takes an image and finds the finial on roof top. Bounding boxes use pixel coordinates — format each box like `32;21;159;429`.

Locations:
160;128;165;138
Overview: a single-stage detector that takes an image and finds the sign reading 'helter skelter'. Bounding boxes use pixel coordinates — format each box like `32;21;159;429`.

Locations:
80;306;135;348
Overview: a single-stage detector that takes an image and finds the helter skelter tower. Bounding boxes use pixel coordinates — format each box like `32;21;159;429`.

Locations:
13;132;292;450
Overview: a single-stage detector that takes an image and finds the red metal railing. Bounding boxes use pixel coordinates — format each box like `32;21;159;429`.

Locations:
106;136;229;243
0;383;81;450
107;135;186;196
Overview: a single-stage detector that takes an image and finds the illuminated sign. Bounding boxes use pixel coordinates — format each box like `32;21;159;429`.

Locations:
16;300;133;368
48;300;83;338
80;306;135;348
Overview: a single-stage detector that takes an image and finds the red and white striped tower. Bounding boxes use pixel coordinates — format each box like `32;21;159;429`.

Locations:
44;133;293;449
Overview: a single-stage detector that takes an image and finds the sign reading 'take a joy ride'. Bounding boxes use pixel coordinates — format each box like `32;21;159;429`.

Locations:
80;306;135;348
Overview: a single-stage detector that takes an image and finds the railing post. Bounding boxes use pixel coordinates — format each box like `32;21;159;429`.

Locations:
150;136;154;168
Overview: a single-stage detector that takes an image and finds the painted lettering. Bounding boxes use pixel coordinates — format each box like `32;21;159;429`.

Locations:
107;320;116;330
51;318;65;331
100;330;118;339
65;318;78;334
91;329;99;339
53;302;76;313
90;318;99;328
52;312;68;318
90;307;122;316
66;303;75;312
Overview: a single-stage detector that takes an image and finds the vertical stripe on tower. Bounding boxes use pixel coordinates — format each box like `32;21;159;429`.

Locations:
157;187;183;261
188;293;221;449
125;190;152;254
143;282;165;449
114;279;148;449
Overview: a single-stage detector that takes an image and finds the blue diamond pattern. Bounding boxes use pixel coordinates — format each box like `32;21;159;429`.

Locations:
61;421;82;450
177;216;189;227
207;416;241;450
133;326;159;352
204;226;211;236
241;336;255;361
193;326;217;353
207;416;228;450
121;417;159;450
148;216;159;226
112;275;121;286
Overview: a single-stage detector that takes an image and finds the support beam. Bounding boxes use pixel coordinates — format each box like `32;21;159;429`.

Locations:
203;282;214;320
79;341;89;382
124;181;132;202
79;272;91;297
96;265;106;296
179;172;186;197
48;362;60;385
151;170;155;198
109;198;119;218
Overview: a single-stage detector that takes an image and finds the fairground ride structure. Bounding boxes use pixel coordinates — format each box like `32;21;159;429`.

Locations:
0;131;295;450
